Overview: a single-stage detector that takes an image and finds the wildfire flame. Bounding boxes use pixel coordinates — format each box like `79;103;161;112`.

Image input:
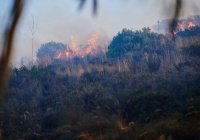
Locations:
54;34;107;60
83;34;99;56
188;21;195;28
177;21;196;31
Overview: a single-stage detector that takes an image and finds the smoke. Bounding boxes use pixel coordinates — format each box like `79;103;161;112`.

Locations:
10;0;200;66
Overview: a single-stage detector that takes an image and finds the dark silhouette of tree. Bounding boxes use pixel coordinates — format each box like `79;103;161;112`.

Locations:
0;0;25;100
169;0;182;34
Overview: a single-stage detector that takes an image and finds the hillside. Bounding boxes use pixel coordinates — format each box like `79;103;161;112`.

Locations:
0;26;200;140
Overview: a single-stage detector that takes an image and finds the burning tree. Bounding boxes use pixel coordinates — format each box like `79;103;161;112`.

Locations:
36;34;108;65
36;41;70;61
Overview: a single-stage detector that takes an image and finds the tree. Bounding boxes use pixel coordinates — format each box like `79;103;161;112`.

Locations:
107;28;167;58
36;41;67;60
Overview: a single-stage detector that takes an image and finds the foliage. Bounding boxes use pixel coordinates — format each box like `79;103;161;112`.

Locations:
0;27;200;139
147;53;161;73
107;28;172;58
182;43;200;57
37;41;67;59
176;26;200;37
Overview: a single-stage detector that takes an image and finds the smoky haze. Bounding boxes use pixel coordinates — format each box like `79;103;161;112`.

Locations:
0;0;198;66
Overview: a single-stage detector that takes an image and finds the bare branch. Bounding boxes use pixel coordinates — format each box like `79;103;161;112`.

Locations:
78;0;98;15
0;0;25;99
93;0;98;15
78;0;87;11
169;0;183;34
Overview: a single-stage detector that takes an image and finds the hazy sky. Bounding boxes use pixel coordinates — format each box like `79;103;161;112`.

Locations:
0;0;200;65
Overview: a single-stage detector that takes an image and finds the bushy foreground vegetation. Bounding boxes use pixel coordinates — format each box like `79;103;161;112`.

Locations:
0;27;200;140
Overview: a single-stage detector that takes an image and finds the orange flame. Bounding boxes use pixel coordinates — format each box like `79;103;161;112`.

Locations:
176;21;196;31
85;34;99;56
54;34;107;60
188;21;195;28
65;51;70;58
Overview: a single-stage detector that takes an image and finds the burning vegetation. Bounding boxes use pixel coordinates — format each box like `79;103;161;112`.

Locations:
36;16;200;67
153;15;200;34
177;21;196;31
37;34;108;64
1;17;200;140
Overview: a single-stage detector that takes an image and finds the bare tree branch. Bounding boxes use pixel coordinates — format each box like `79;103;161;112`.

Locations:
79;0;98;15
78;0;87;11
169;0;183;34
0;0;25;99
93;0;98;15
29;15;37;64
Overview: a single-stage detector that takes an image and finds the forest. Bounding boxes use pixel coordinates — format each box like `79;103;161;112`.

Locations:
0;25;200;140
